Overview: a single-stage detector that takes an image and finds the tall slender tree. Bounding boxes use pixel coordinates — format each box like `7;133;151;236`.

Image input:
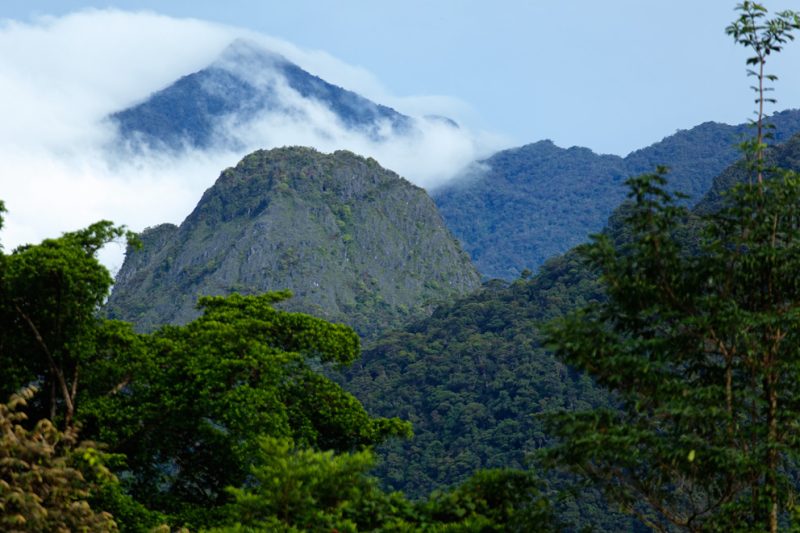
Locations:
543;3;800;531
726;1;800;185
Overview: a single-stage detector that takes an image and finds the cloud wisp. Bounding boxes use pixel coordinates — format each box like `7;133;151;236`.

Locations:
0;9;503;271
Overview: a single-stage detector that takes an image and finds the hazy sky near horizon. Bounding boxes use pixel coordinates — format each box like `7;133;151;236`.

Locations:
1;1;800;268
3;0;800;156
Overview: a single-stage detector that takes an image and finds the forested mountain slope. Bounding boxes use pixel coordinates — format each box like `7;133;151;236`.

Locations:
343;253;599;470
343;251;637;529
107;147;480;337
341;132;800;528
433;109;800;279
695;132;800;214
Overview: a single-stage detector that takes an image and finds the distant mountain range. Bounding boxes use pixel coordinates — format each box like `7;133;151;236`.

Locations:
109;39;419;152
107;147;480;338
106;38;800;284
433;109;800;279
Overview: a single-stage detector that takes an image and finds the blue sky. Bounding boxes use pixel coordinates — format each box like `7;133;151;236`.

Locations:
3;0;800;155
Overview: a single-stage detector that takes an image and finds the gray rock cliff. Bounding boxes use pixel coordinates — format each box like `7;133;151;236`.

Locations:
107;147;481;337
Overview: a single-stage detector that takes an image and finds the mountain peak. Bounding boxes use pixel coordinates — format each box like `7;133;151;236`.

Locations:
107;147;480;337
215;38;287;68
108;40;413;152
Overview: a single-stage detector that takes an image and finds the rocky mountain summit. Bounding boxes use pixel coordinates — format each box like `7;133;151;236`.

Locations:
107;147;481;337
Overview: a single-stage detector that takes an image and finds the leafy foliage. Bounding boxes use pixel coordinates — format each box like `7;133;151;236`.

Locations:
543;5;800;530
83;291;411;527
420;468;560;532
544;164;800;530
209;439;558;532
0;200;416;530
212;437;412;532
0;387;118;532
0;218;136;427
0;196;562;531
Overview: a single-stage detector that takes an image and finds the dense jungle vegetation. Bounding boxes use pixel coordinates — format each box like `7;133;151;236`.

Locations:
2;2;800;532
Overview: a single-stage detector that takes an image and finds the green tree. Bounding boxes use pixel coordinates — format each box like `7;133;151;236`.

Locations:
81;292;411;528
543;3;800;531
420;468;560;532
0;202;412;529
726;1;800;184
0;210;136;428
210;437;415;532
210;439;558;532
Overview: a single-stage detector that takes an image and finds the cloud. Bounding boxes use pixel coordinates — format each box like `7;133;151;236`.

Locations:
0;10;236;149
0;9;504;271
192;63;504;189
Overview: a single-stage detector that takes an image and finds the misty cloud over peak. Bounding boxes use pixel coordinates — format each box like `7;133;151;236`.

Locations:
0;9;502;271
110;37;417;153
216;38;290;69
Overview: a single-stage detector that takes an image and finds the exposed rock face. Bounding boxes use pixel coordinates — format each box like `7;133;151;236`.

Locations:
107;147;481;337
